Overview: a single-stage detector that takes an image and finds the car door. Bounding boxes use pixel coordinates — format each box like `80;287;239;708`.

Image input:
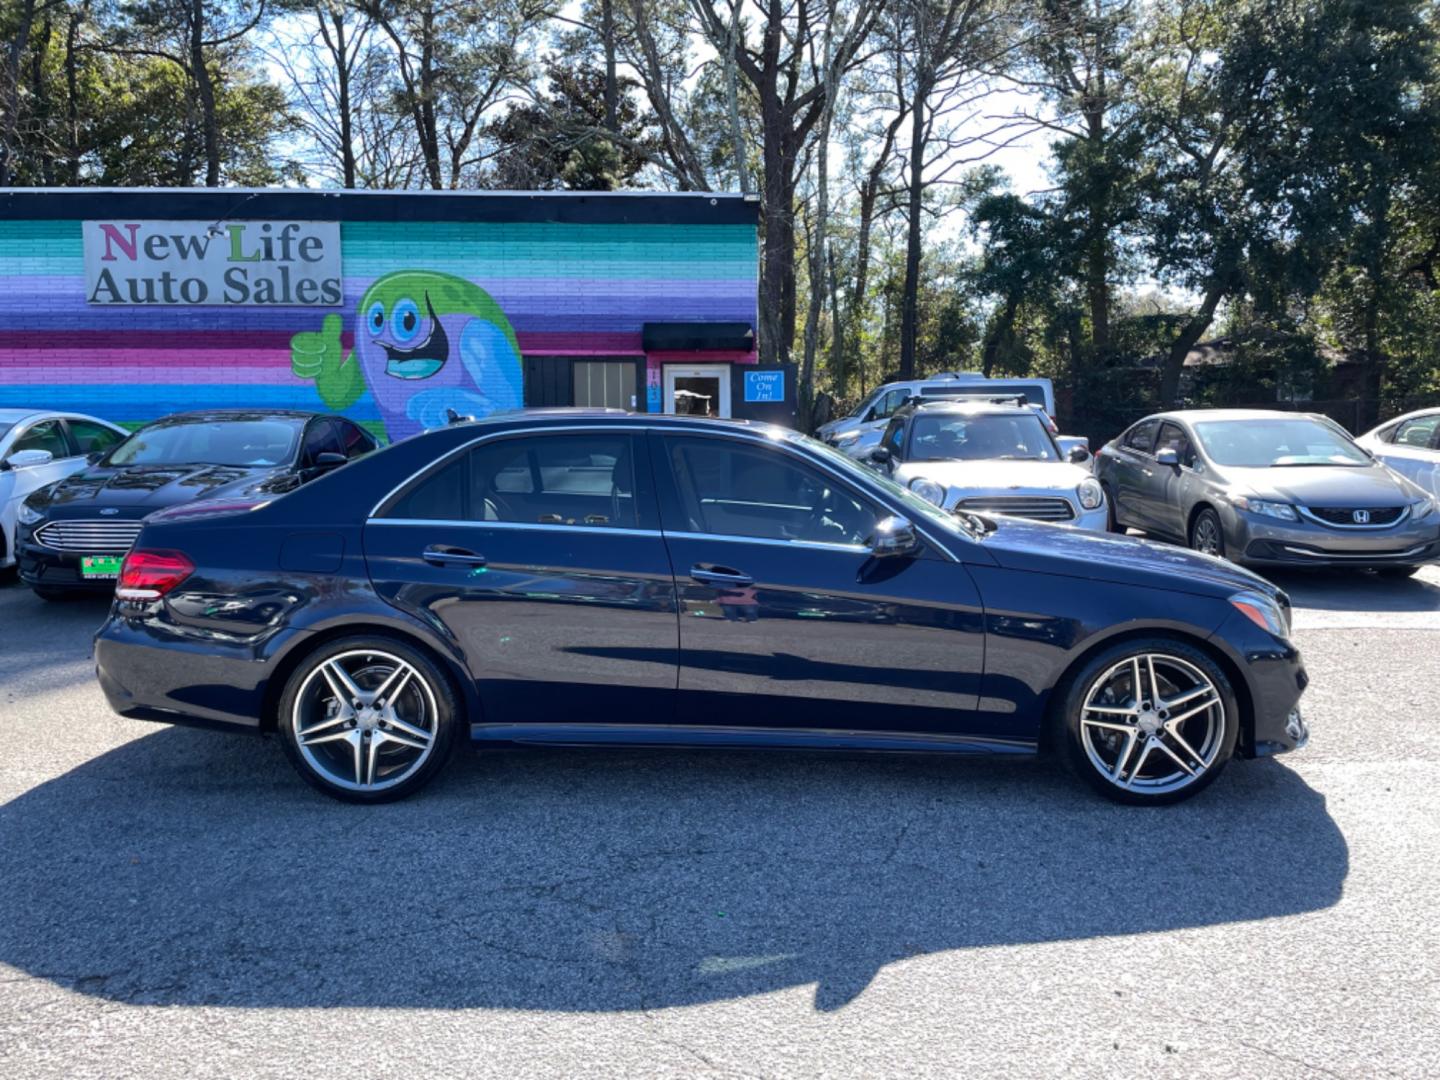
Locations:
652;431;994;742
3;418;75;511
1378;414;1440;496
364;429;679;725
1149;421;1195;539
1107;419;1160;531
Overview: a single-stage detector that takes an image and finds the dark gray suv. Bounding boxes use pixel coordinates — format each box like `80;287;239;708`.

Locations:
1094;409;1440;576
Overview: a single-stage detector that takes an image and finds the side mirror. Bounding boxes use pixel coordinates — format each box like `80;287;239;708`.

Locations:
86;450;106;464
867;515;920;558
868;446;892;466
1155;447;1180;468
315;451;348;468
1067;445;1091;463
6;449;54;469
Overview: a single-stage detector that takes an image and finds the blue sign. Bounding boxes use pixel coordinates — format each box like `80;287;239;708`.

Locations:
743;369;785;403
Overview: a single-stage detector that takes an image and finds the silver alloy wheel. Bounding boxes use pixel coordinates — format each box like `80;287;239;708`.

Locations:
1193;514;1223;556
291;649;439;793
1079;653;1225;796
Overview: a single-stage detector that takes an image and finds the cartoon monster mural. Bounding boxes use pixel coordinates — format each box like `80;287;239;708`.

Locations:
290;270;524;441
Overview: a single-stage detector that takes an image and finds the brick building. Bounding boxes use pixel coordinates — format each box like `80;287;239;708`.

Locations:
0;188;783;442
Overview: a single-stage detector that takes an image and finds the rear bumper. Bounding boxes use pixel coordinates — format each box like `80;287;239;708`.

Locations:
94;613;305;733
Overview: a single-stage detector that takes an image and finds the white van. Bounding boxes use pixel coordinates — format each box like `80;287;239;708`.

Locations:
817;373;1057;458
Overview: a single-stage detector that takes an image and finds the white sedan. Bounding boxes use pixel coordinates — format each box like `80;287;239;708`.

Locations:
1357;408;1440;498
0;410;128;570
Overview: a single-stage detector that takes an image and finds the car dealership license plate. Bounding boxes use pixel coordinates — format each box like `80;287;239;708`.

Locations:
80;555;124;580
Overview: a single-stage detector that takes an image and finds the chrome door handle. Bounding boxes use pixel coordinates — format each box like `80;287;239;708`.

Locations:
423;545;487;567
691;565;754;586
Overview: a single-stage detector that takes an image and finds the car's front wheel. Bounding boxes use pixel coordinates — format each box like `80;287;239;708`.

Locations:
277;637;459;803
1054;639;1238;805
1189;507;1226;558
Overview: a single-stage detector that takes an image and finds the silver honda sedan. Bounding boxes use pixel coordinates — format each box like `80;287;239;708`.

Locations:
1094;409;1440;576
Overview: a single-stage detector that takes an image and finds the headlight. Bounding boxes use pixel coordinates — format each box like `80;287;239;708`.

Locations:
17;502;44;526
1077;478;1103;510
1230;495;1298;521
908;477;946;507
831;430;861;445
1230;590;1289;638
1410;495;1436;519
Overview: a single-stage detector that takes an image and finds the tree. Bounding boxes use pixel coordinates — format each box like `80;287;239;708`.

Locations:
484;62;656;189
360;0;550;190
688;0;886;365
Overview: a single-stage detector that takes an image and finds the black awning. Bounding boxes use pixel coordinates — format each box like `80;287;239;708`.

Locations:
642;322;754;352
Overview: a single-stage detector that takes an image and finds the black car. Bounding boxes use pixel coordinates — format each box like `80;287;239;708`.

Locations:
93;411;1309;806
17;409;378;599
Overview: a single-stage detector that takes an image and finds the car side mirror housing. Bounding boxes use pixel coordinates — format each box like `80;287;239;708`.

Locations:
315;451;348;468
868;445;892;466
1067;445;1091;463
867;515;919;558
1155;447;1180;468
6;449;54;469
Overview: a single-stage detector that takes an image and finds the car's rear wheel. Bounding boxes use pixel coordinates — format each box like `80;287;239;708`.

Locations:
1189;507;1226;558
1055;639;1238;805
277;637;459;803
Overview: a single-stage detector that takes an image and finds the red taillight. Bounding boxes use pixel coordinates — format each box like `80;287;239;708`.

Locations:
117;549;195;601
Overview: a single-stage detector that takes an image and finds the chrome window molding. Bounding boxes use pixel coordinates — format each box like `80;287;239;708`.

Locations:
365;420;966;562
370;518;663;539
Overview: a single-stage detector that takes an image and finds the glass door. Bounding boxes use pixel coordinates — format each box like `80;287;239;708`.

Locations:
663;364;732;418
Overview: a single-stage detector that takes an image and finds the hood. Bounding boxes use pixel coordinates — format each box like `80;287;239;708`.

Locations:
980;515;1280;600
27;462;298;517
1223;462;1422;506
896;458;1091;494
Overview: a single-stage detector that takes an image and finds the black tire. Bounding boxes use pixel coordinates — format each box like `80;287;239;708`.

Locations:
1189;507;1226;559
277;636;460;803
1051;637;1239;806
1375;564;1422;579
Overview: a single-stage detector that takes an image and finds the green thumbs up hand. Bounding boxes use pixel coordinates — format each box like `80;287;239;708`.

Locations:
291;314;364;411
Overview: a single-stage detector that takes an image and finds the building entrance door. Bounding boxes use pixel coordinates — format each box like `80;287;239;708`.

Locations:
663;364;732;418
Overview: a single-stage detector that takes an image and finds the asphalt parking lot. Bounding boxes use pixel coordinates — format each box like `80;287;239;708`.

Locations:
1;567;1438;1079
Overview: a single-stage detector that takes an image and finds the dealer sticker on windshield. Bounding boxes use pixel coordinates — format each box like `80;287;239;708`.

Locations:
80;555;123;580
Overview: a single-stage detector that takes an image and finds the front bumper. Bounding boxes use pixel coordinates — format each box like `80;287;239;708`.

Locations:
17;530;124;592
1225;507;1440;569
1208;608;1309;758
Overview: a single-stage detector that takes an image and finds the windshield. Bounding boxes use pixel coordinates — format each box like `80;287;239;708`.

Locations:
1193;418;1370;468
107;420;302;468
847;388;885;420
784;430;981;540
909;413;1058;462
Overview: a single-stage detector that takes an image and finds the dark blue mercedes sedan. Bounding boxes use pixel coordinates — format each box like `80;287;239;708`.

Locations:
93;411;1308;805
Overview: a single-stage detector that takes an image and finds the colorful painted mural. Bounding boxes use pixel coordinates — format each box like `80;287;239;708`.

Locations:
0;192;760;442
292;271;523;441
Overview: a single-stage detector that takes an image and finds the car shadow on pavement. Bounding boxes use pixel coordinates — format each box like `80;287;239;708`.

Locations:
1265;568;1440;613
0;729;1348;1013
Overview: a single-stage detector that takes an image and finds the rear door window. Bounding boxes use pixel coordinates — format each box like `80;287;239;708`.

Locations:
384;433;646;530
1124;420;1159;454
